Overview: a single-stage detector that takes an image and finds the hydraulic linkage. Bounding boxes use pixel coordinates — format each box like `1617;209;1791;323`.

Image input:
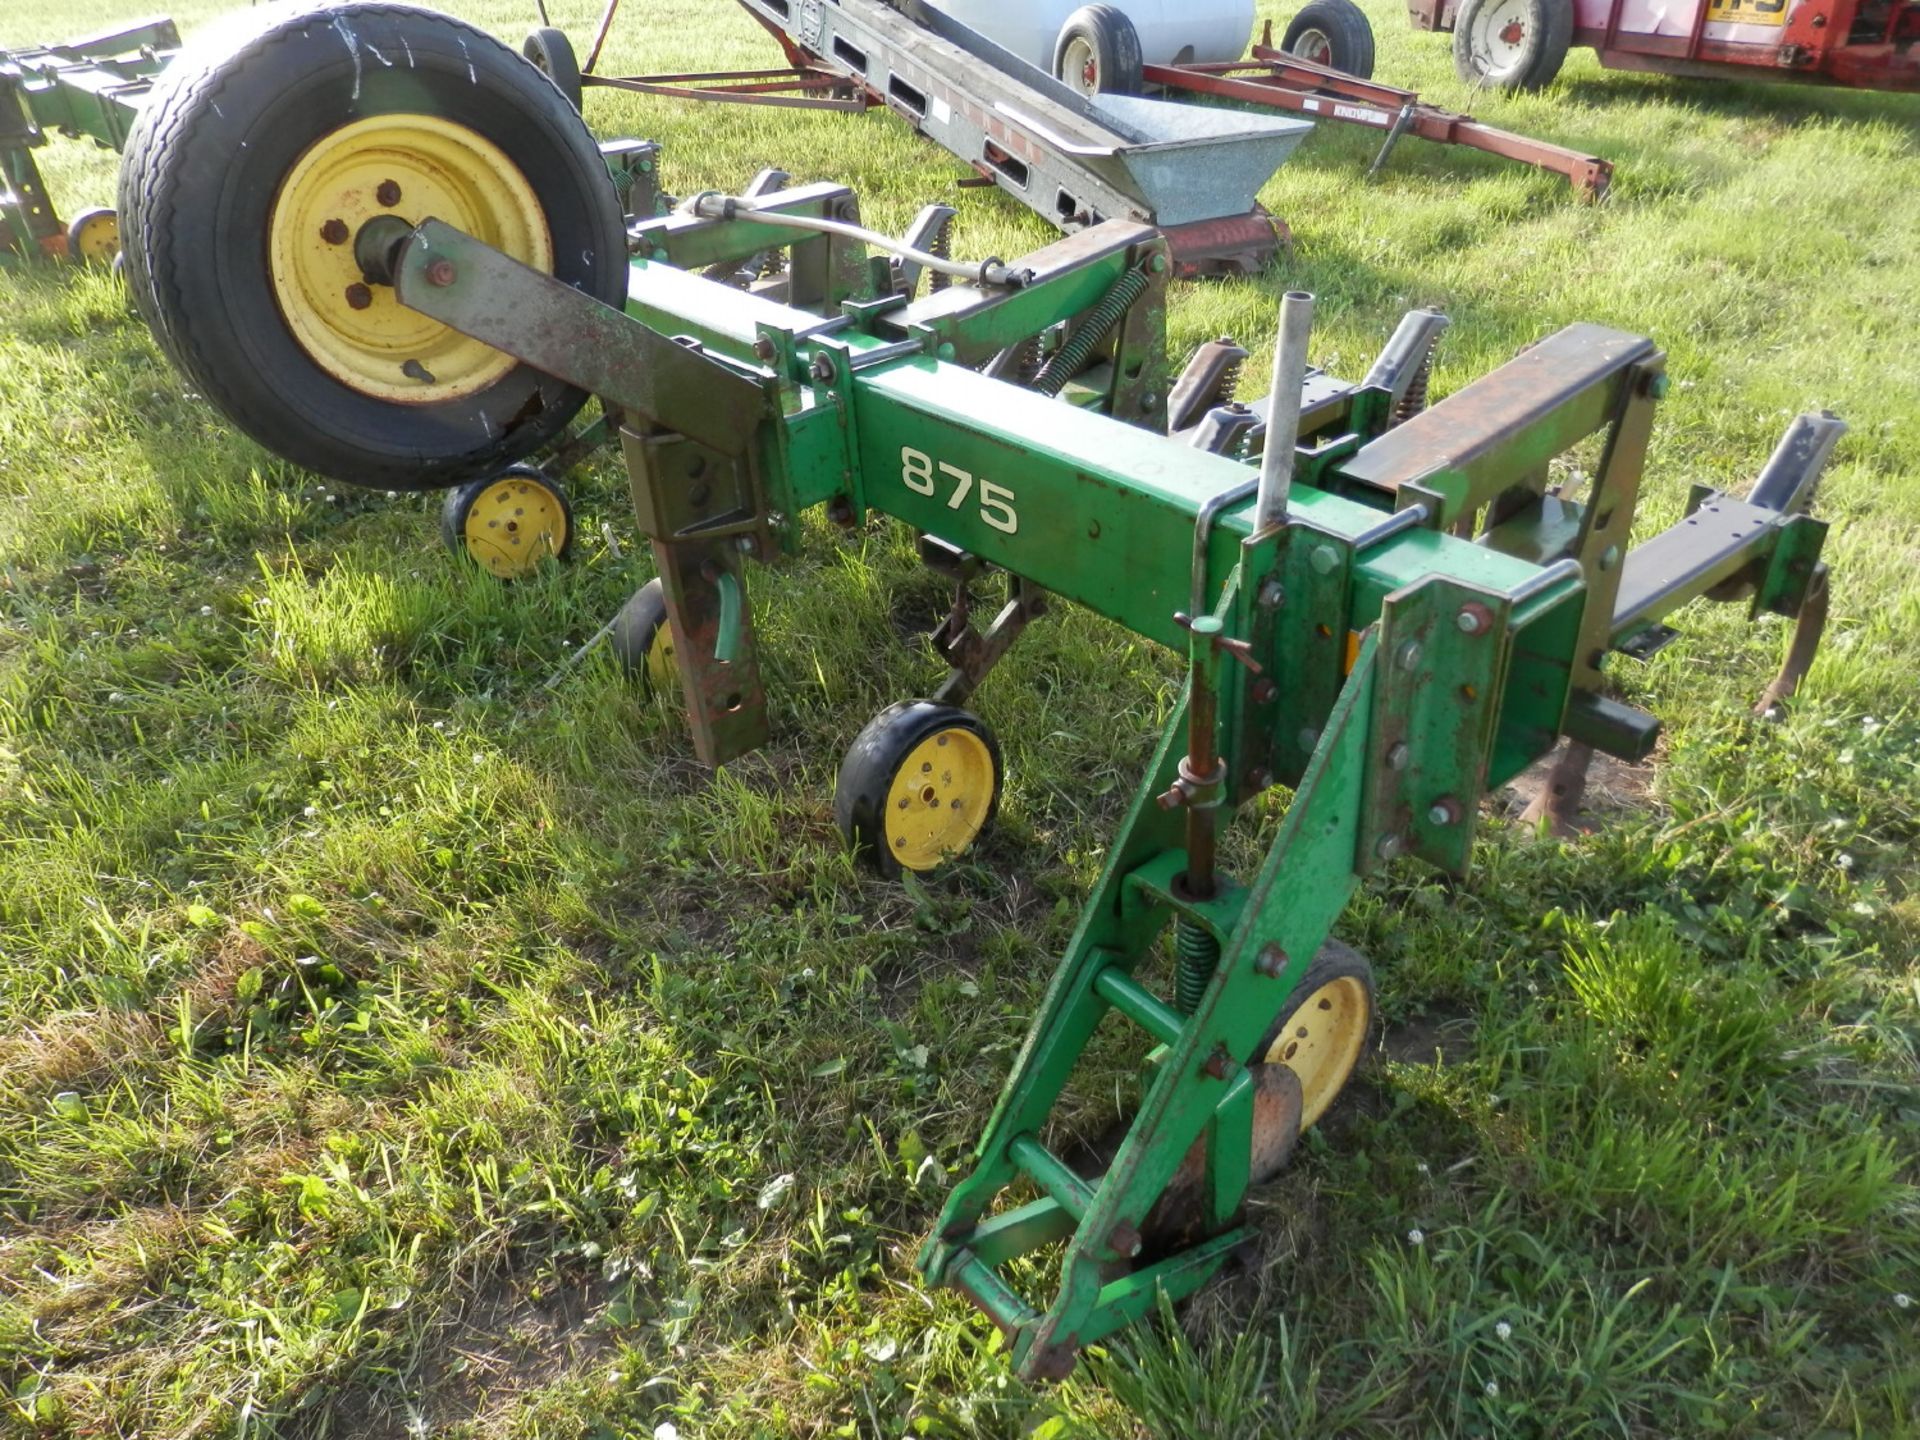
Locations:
385;179;1837;1381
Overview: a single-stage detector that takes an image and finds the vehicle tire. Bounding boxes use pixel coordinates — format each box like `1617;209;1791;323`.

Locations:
1451;0;1573;90
117;2;627;492
1247;939;1375;1132
608;577;680;698
65;207;121;265
1281;0;1377;78
1052;5;1145;98
835;700;1002;877
522;26;584;112
439;465;572;579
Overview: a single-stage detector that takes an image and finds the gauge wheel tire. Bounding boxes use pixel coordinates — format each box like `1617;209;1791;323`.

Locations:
836;700;1003;878
439;465;573;579
1451;0;1574;90
1052;5;1145;97
1281;0;1377;78
1248;939;1375;1133
117;1;627;493
608;577;681;698
522;26;584;112
65;207;121;265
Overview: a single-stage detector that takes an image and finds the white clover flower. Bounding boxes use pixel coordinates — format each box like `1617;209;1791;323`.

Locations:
1495;1320;1512;1341
303;805;318;818
654;1425;680;1440
1415;1161;1430;1175
1407;1229;1425;1246
200;606;214;616
1484;1380;1500;1399
1896;1293;1913;1310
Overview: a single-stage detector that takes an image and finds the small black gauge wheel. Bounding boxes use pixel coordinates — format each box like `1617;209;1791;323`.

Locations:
522;26;584;111
440;464;573;579
836;700;1003;877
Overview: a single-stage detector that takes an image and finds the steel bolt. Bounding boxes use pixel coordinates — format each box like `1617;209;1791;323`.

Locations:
1108;1221;1143;1258
1375;833;1404;861
1644;372;1671;400
1386;742;1410;771
1396;640;1424;671
375;179;403;207
1252;678;1278;705
736;535;757;553
810;352;836;384
1309;544;1340;576
1150;253;1168;273
1599;545;1621;572
1254;943;1288;978
424;258;457;288
344;282;373;310
1456;603;1492;636
1202;1047;1235;1081
1257;578;1285;610
1297;727;1319;752
1140;393;1159;410
752;336;777;363
319;218;349;245
1427;796;1461;826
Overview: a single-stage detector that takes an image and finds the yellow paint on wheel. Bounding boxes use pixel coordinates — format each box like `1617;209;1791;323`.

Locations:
461;474;568;579
1263;975;1369;1129
645;618;678;695
268;114;551;402
69;210;120;264
883;727;995;870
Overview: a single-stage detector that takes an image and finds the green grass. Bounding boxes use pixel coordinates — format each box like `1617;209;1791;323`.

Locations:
2;0;1918;1435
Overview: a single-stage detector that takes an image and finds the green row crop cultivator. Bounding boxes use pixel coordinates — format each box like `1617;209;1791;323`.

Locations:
24;0;1840;1392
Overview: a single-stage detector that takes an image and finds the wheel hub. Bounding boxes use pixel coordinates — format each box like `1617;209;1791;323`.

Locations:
267;113;553;403
885;727;995;870
1262;974;1369;1129
460;473;568;578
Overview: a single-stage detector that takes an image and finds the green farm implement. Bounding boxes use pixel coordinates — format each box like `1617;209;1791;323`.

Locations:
107;1;1838;1390
0;19;178;265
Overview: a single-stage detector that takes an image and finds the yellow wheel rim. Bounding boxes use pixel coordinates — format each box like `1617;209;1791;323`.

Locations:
645;617;678;695
71;211;119;263
461;475;568;579
267;114;552;403
883;727;996;871
1263;975;1370;1130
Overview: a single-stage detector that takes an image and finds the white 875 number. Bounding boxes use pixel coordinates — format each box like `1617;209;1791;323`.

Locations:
900;446;1018;535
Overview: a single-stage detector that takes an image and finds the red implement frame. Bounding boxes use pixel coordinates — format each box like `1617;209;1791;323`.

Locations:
1407;0;1919;90
1147;27;1612;199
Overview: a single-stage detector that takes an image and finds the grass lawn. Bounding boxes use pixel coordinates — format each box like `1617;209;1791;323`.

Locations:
2;0;1918;1434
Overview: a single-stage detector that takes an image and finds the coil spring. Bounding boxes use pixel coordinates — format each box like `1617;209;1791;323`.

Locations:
927;212;954;294
1031;266;1150;398
1174;915;1221;1016
1214;354;1244;409
1393;339;1438;424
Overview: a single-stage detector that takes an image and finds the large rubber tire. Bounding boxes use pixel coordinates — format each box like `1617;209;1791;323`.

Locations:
522;27;583;112
1451;0;1574;90
117;2;627;492
1281;0;1377;78
1052;5;1145;98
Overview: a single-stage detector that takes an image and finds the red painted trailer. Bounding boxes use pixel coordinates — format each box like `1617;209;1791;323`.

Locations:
1408;0;1920;92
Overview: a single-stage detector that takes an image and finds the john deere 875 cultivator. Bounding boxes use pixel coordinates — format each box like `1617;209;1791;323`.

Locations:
106;1;1837;1388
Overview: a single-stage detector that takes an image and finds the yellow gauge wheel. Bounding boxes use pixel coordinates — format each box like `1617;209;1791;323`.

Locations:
1255;945;1375;1131
440;467;572;580
267;113;552;403
837;701;1003;877
610;577;681;699
65;208;120;265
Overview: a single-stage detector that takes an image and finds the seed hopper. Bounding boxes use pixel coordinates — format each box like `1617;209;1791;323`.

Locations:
108;1;1838;1391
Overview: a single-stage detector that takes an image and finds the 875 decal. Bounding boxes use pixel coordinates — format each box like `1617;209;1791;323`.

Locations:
900;446;1018;535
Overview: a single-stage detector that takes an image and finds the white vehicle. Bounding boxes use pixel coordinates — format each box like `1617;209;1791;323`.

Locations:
925;0;1377;95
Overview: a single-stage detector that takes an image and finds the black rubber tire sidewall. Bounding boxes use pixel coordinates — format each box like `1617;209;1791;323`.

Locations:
834;699;1002;878
1451;0;1573;90
1282;0;1378;79
609;576;672;691
118;2;627;492
523;26;584;112
1053;5;1145;97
